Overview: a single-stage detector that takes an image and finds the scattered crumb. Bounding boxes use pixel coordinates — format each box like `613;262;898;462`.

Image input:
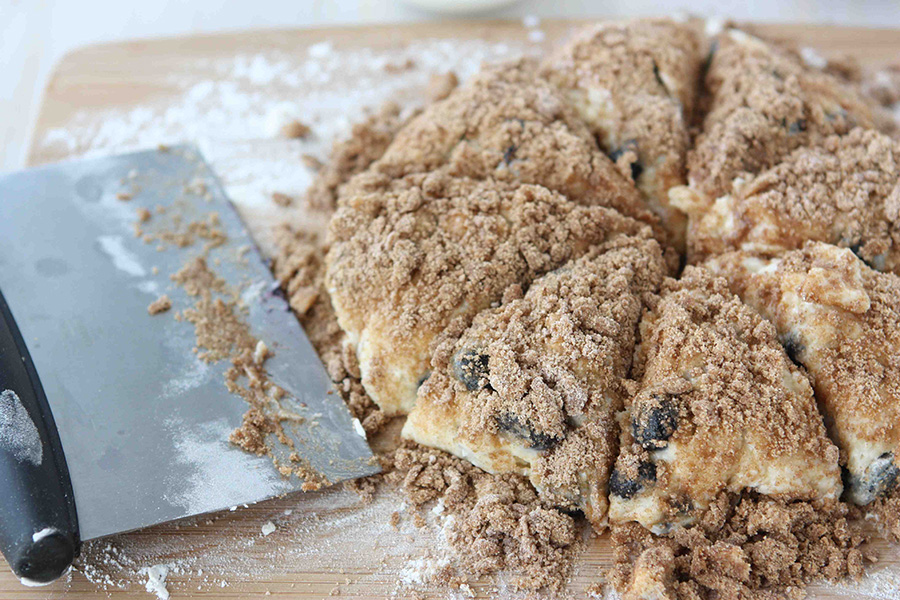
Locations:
147;295;172;316
116;191;133;201
261;521;277;536
136;208;152;223
281;119;312;139
425;71;459;102
271;191;294;207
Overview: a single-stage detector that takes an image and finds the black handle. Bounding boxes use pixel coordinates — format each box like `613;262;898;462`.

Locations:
0;289;79;584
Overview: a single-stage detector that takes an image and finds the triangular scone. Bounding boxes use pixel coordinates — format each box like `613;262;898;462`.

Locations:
678;128;900;272
326;170;654;415
541;19;701;251
671;28;878;227
364;58;658;232
707;243;900;505
609;267;841;533
402;237;667;529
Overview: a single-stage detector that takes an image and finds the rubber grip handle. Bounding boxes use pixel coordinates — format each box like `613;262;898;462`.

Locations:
0;289;79;584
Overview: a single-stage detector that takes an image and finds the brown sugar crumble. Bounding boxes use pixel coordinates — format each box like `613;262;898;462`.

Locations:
281;119;312;139
147;294;172;315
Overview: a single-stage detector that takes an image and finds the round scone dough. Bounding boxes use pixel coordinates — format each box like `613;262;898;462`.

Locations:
678;127;900;271
402;236;667;530
707;243;900;505
608;266;841;533
325;170;654;415
366;58;660;235
670;28;878;219
541;18;701;251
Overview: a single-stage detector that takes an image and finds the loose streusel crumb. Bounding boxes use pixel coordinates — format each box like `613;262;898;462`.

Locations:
271;191;294;207
304;101;414;212
425;71;459;102
147;294;172;315
385;442;579;592
610;492;872;600
281;120;312;139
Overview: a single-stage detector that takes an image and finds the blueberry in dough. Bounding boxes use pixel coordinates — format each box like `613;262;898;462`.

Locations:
849;452;900;505
780;332;805;367
632;394;679;450
452;349;491;392
609;461;657;499
495;412;561;451
608;140;643;181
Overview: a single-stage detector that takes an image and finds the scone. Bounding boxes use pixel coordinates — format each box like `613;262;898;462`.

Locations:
326;170;654;415
708;243;900;505
402;237;667;529
671;28;878;238
676;128;900;271
541;18;701;250
609;267;842;533
368;58;658;231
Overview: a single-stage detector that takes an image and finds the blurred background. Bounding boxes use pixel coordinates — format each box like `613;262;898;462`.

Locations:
3;0;900;172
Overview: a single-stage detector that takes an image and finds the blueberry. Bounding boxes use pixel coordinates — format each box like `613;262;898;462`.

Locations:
849;243;887;271
781;332;805;367
848;452;900;505
788;119;808;135
502;145;517;165
609;461;657;499
632;395;679;450
452;349;491;392
608;140;643;181
495;413;561;451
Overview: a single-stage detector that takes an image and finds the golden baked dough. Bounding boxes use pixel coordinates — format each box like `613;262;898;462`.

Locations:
542;18;701;250
671;28;877;222
402;237;667;529
678;127;900;271
368;58;657;229
609;267;841;532
708;243;900;505
326;170;653;415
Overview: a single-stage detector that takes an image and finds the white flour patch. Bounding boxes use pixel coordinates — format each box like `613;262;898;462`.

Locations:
163;416;294;516
0;389;43;465
96;235;147;277
142;564;170;600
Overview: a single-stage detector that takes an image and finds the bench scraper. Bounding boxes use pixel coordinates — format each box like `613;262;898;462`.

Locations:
0;146;379;585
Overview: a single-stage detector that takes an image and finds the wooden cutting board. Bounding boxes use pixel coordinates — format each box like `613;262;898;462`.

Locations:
9;19;900;600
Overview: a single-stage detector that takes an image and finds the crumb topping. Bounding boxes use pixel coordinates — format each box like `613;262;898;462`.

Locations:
688;29;877;201
684;127;900;270
541;18;701;248
369;58;658;231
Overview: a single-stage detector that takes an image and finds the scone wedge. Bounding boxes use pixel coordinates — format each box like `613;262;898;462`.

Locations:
708;243;900;505
609;267;842;533
402;237;667;529
542;18;702;250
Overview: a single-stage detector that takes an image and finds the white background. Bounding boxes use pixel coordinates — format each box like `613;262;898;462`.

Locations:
3;0;900;172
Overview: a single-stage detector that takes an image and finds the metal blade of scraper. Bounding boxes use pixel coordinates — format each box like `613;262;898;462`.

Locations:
0;146;379;544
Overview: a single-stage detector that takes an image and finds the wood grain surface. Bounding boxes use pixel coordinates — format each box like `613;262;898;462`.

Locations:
11;19;900;600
